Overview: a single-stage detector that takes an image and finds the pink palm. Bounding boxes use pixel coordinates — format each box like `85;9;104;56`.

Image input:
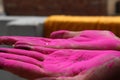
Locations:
0;48;120;80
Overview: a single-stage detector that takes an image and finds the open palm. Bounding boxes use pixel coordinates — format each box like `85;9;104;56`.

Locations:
0;48;120;80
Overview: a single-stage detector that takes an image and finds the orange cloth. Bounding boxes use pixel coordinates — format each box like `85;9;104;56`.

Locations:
44;15;120;37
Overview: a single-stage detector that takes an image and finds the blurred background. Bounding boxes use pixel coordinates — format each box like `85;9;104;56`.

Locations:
0;0;120;16
0;0;4;15
0;0;120;80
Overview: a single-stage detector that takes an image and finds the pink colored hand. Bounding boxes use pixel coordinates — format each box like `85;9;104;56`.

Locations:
1;30;120;50
0;48;120;80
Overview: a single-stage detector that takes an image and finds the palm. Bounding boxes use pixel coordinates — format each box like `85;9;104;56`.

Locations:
0;30;120;80
0;48;120;80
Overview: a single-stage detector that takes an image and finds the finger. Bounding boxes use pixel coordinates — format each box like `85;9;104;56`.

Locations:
50;30;69;39
0;57;49;79
0;36;52;46
0;52;42;67
15;44;57;54
0;48;45;61
14;37;52;47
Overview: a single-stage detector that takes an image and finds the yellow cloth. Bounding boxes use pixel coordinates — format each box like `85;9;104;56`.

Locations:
44;15;120;37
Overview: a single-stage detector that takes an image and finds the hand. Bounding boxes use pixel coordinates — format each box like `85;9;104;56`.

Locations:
0;36;52;46
1;30;120;50
0;48;120;80
0;30;116;45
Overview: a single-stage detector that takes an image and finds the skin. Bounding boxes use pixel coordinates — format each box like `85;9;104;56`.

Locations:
0;30;120;80
50;30;116;39
56;57;120;80
0;48;120;80
0;30;120;50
